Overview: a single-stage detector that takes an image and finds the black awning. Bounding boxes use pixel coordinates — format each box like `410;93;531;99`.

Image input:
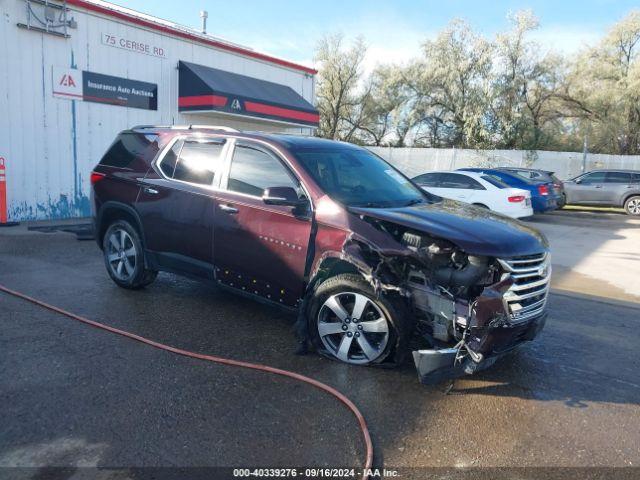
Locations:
178;61;319;127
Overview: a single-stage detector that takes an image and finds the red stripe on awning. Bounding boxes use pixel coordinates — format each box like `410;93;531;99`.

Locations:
178;95;228;108
244;101;319;124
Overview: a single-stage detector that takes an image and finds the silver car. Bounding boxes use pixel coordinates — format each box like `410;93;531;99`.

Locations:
563;169;640;215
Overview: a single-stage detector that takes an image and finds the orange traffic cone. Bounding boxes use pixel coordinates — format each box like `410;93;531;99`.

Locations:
0;157;19;227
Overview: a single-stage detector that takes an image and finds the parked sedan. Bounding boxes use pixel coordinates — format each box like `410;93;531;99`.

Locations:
498;167;566;208
411;171;533;219
458;168;558;213
563;169;640;215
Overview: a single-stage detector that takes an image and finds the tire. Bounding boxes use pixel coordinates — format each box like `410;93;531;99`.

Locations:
102;220;157;289
558;193;567;209
307;273;411;366
624;196;640;216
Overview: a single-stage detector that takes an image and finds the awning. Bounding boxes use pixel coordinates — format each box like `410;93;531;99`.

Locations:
178;61;319;128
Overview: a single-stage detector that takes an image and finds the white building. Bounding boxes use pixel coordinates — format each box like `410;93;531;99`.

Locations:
0;0;318;221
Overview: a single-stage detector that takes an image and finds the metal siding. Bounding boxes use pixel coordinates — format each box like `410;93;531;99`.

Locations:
2;0;315;221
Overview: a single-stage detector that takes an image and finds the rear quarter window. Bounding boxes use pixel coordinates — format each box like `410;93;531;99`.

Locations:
99;132;161;168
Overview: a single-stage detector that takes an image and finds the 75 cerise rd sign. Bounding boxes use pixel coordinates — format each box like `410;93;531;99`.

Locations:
102;33;167;58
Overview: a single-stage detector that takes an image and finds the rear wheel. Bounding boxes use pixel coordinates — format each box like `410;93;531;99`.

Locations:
308;274;410;366
624;196;640;216
558;193;567;209
102;220;157;289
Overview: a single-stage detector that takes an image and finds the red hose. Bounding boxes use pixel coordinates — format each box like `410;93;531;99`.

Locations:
0;283;373;478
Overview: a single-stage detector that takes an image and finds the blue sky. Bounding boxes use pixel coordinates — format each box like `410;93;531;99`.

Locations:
120;0;638;69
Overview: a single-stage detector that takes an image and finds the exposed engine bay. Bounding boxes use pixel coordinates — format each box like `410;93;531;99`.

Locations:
339;213;550;384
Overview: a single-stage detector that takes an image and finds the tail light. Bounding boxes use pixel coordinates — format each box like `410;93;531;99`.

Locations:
538;184;549;196
90;171;106;185
508;195;525;203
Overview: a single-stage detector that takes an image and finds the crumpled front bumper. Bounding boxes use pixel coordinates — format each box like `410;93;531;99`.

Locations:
410;271;549;385
412;312;546;384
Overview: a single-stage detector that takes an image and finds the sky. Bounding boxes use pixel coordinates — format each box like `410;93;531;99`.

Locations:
119;0;638;71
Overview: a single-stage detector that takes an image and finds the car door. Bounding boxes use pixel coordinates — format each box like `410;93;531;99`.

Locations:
136;136;229;278
213;140;312;307
602;172;633;206
567;171;607;204
436;172;478;202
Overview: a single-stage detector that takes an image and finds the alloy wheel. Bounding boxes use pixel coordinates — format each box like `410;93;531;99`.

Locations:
628;198;640;215
106;229;137;281
317;291;390;365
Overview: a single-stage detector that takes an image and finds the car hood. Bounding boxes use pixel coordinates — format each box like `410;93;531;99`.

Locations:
349;199;548;258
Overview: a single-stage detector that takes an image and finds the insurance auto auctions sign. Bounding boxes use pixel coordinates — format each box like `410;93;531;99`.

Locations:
52;67;158;110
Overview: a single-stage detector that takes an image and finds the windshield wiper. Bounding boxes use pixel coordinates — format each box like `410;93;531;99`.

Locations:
353;202;386;208
403;199;424;206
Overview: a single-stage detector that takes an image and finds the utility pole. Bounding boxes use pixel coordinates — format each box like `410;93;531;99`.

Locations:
582;134;588;173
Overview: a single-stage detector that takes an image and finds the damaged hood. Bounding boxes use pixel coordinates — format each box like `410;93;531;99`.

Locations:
349;199;548;258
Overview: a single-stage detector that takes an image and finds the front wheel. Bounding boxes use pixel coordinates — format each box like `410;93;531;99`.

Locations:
624;196;640;216
102;220;157;289
308;274;409;366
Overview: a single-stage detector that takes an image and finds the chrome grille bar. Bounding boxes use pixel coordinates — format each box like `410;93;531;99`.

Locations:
498;253;551;323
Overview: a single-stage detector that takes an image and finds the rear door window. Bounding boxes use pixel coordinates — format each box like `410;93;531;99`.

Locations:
227;144;297;197
158;140;182;179
171;139;226;185
605;172;632;183
439;173;485;190
413;173;441;187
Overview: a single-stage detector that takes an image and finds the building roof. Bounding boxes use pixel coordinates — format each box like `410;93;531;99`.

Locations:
66;0;317;75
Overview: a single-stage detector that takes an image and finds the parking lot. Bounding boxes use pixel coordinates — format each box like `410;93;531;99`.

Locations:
1;210;639;477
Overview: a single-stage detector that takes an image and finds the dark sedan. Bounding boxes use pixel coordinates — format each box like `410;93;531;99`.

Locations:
498;167;566;208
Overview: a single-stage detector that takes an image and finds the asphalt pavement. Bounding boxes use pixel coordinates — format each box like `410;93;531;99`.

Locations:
1;213;639;478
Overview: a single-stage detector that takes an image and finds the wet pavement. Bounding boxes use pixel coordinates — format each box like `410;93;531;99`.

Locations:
1;214;639;476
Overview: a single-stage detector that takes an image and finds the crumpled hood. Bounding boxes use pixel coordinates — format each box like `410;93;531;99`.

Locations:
349;199;548;258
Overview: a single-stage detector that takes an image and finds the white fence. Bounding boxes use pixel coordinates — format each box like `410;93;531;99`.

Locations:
367;147;640;180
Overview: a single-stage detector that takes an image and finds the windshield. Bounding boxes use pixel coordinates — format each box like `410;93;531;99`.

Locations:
293;146;429;207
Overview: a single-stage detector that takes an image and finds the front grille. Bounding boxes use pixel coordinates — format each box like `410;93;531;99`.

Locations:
497;253;551;323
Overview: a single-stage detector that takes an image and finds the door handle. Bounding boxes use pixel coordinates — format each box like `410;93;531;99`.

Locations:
219;204;238;214
143;187;159;195
595;185;603;188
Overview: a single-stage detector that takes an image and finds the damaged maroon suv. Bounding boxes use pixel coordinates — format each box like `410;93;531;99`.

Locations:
91;125;550;383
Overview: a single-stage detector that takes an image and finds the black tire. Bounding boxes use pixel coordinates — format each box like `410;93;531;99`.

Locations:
624;196;640;216
307;273;411;366
102;220;157;289
558;193;567;209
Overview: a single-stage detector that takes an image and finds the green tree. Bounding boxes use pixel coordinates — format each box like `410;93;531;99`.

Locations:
562;10;640;154
315;34;367;140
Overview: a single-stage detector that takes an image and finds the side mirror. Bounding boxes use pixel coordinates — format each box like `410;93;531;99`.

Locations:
574;178;582;184
262;186;306;207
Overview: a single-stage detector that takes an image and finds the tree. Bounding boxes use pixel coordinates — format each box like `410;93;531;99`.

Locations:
315;34;367;140
411;19;494;148
562;10;640;154
355;66;422;146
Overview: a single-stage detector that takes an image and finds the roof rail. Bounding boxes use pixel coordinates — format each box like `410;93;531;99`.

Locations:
188;125;240;132
130;124;240;132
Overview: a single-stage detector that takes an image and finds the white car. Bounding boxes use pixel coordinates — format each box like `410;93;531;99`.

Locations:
411;170;534;218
